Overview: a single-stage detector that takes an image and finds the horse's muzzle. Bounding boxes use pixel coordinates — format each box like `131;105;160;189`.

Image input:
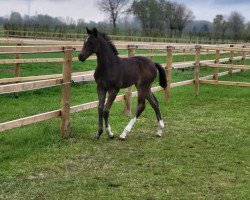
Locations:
78;54;86;62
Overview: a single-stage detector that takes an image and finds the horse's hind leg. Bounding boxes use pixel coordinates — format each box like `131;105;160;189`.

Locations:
119;90;146;140
146;91;164;137
104;89;119;139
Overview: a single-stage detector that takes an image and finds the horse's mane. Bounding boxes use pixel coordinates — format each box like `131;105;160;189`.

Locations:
99;32;119;55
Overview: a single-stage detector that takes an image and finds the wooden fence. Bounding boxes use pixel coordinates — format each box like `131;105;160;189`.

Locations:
0;39;249;137
0;38;246;85
195;45;250;89
1;29;248;44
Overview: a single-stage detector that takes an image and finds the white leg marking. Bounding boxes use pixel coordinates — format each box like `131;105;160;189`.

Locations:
120;117;137;140
156;120;164;137
106;124;114;138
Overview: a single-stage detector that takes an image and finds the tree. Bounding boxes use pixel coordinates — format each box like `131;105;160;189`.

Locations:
77;19;86;27
9;12;22;24
169;3;194;37
6;12;23;30
213;14;226;40
227;11;244;40
131;0;174;36
96;0;131;28
243;22;250;41
158;0;173;34
0;16;5;25
132;0;161;35
175;4;194;36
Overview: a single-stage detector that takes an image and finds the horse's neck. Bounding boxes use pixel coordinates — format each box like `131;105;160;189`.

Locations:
96;40;119;72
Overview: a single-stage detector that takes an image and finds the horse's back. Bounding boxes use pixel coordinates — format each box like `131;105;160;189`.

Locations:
119;56;157;88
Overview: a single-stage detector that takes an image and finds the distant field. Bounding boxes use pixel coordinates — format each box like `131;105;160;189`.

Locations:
0;49;249;199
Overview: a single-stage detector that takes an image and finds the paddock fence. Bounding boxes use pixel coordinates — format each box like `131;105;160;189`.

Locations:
0;38;247;86
1;29;249;44
0;38;249;137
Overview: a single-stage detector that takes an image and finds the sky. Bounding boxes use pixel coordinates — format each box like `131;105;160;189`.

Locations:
0;0;250;22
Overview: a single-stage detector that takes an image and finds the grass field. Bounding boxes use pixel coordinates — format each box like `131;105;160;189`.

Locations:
0;50;249;199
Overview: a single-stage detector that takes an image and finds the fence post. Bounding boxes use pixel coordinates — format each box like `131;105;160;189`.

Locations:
241;45;246;72
182;48;186;62
14;43;22;97
124;45;136;117
214;49;220;80
165;46;174;102
229;45;234;76
149;49;154;61
194;45;201;95
60;46;73;138
6;30;10;39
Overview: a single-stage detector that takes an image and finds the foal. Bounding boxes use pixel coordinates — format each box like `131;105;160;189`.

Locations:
78;27;167;140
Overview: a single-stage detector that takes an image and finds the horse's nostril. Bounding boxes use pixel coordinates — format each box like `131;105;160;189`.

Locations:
78;54;86;62
78;54;83;61
79;54;87;62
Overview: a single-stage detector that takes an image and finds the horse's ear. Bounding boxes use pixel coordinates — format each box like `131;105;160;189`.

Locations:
86;27;91;34
93;27;98;37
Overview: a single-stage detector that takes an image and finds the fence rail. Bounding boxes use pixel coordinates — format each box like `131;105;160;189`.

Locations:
1;29;249;44
194;45;250;94
0;39;249;136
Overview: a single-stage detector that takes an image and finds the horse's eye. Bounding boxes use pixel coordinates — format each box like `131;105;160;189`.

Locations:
84;41;92;47
90;41;96;47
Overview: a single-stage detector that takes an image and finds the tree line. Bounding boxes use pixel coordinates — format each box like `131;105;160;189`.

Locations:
0;0;250;41
212;13;250;41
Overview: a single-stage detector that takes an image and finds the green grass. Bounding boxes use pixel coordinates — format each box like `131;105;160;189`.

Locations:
0;52;249;199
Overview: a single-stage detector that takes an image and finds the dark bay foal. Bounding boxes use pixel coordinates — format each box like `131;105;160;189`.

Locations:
78;27;167;140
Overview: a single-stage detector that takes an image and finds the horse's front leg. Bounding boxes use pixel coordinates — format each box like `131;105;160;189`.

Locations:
103;89;119;139
96;86;107;140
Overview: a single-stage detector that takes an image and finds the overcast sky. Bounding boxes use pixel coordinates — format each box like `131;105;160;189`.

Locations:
0;0;249;22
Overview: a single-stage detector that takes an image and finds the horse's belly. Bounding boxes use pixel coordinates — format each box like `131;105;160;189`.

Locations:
121;82;134;89
120;73;137;88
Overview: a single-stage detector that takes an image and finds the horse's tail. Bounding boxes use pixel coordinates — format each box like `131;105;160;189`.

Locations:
155;63;167;88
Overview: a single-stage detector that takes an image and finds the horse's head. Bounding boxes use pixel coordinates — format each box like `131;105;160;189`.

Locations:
78;27;99;62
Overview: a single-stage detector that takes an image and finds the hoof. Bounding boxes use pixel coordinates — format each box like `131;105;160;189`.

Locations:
119;136;125;141
95;134;101;140
109;135;115;140
156;134;162;138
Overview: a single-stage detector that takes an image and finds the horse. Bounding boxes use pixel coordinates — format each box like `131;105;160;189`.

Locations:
78;27;167;140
